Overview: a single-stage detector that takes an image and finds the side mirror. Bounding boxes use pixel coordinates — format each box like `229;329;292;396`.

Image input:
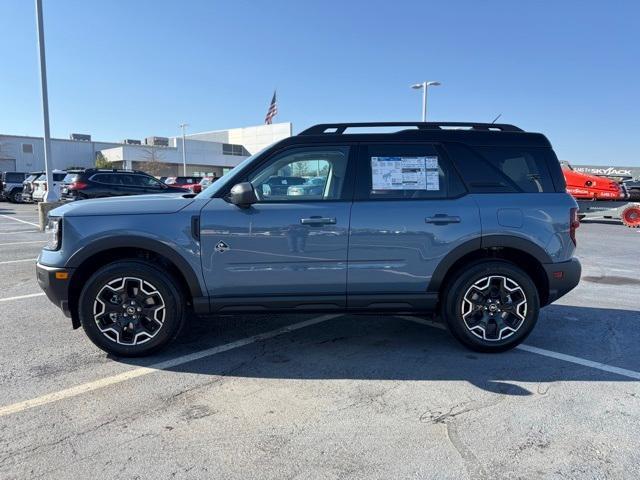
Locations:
229;182;258;208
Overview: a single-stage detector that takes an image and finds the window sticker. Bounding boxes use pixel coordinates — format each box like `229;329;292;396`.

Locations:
371;156;439;190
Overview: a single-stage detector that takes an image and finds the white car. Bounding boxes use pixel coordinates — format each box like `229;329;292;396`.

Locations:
32;170;67;202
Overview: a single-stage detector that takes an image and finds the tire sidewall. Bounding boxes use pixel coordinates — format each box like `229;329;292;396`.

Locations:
442;260;539;352
79;260;184;357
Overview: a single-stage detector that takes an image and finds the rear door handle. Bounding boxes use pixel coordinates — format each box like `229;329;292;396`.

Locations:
425;214;461;225
300;216;337;226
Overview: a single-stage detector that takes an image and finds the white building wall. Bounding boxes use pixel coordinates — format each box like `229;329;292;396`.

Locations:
185;122;292;154
0;135;120;172
101;139;247;170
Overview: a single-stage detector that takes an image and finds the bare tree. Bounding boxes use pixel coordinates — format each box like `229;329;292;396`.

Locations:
138;148;167;177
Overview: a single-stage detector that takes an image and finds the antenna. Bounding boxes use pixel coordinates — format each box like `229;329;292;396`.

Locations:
491;113;502;124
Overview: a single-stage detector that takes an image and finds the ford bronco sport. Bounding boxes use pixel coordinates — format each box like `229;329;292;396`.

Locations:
37;122;581;357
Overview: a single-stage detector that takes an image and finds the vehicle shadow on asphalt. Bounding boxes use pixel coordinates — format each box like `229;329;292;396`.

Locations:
113;304;640;396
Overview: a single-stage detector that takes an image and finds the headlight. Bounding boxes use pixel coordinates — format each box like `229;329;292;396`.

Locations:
44;217;62;251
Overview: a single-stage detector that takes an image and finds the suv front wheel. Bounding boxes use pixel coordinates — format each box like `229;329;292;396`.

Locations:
442;260;539;352
79;260;185;357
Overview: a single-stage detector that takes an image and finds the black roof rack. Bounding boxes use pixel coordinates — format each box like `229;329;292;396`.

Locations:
299;122;523;135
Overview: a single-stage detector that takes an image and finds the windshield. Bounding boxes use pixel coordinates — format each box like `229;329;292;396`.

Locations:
195;147;268;199
62;173;78;183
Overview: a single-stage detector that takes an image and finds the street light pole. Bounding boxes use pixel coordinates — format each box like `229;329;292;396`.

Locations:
35;0;58;202
411;81;441;122
179;123;188;176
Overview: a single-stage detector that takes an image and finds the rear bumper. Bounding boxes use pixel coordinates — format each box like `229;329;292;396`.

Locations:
542;258;581;305
36;263;74;319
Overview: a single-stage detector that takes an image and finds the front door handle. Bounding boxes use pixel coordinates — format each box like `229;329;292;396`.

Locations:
300;216;337;226
425;214;461;225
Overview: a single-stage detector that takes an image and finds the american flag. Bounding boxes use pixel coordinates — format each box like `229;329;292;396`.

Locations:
264;91;277;124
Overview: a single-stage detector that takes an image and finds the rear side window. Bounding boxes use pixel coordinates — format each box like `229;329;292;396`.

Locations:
445;143;557;193
53;173;66;181
356;144;466;200
476;147;555;193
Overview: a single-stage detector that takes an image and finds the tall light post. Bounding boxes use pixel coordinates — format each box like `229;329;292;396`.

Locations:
179;123;188;176
411;81;441;122
35;0;58;202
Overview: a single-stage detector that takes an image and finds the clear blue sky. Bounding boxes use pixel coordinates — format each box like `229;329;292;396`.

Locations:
1;0;638;165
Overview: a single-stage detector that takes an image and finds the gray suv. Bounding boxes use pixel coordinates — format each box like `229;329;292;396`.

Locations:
37;122;581;357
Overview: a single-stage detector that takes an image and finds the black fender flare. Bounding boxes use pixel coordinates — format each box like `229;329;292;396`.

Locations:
427;235;551;293
65;235;204;298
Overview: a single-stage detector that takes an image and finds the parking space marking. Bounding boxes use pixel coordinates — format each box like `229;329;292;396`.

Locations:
0;230;40;235
400;316;640;381
0;313;341;417
0;214;40;227
0;240;46;246
0;258;37;265
0;292;46;303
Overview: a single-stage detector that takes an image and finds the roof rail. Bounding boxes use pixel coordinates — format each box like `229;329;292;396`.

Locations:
299;122;523;135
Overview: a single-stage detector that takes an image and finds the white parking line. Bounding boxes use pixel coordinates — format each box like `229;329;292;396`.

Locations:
0;258;37;265
0;240;46;246
0;230;40;235
400;316;640;381
0;292;46;303
0;214;40;228
0;313;341;417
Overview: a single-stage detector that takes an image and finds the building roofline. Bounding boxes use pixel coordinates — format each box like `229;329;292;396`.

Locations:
185;121;292;137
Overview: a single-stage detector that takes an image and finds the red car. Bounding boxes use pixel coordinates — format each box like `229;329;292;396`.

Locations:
164;176;203;193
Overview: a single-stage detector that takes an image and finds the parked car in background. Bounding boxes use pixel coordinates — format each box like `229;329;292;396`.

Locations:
62;169;189;201
259;175;305;197
198;176;219;190
164;176;203;193
623;177;640;201
287;176;326;196
32;171;67;202
20;172;44;202
0;171;28;202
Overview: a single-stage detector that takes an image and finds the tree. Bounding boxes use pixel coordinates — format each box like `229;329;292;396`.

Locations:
95;152;110;168
137;148;167;177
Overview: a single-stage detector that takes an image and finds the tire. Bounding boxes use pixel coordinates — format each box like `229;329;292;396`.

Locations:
10;190;22;203
79;260;185;357
441;260;539;353
621;205;640;228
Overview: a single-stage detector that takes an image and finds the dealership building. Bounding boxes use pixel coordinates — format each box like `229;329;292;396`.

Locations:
0;122;292;177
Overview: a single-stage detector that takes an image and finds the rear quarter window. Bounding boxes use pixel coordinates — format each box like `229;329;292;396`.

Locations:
476;146;555;193
444;143;559;193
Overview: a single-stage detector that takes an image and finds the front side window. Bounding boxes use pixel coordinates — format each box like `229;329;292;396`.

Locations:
248;146;350;201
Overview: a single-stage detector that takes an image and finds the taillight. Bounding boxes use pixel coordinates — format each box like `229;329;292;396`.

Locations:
570;207;580;246
69;181;88;190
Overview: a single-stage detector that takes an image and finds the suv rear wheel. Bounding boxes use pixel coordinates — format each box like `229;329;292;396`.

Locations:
79;260;185;357
442;260;539;352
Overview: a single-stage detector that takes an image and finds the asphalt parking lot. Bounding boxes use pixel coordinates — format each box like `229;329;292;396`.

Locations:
0;202;639;479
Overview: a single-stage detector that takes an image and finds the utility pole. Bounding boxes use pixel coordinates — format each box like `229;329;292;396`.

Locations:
35;0;57;202
179;123;188;176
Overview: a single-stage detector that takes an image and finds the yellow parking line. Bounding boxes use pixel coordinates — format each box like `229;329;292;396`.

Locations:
0;313;340;417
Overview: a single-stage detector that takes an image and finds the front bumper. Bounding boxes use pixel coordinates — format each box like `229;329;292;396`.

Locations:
542;257;581;305
36;262;74;319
